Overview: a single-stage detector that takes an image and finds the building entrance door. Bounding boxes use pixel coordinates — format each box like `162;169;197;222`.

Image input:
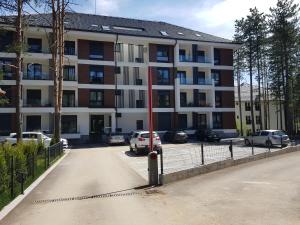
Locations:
90;115;104;142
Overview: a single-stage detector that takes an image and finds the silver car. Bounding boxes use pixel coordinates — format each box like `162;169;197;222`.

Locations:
245;130;289;147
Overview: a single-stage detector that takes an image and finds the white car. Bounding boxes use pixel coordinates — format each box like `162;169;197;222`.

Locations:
5;132;68;148
244;130;289;147
129;131;162;155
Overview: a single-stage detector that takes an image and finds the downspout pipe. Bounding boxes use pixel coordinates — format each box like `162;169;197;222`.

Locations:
114;34;119;132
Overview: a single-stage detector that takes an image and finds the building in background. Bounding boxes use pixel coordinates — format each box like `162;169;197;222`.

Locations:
235;84;286;136
0;13;238;142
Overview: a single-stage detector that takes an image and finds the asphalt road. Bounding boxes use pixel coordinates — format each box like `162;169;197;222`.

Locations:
1;146;300;225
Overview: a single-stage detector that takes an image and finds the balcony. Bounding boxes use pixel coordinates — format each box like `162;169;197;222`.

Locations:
23;72;50;80
179;78;213;85
179;55;211;64
1;72;13;80
23;100;52;107
181;102;212;108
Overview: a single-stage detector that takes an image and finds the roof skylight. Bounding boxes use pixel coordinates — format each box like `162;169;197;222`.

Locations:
102;25;111;31
195;33;202;37
177;32;184;35
113;26;144;32
91;24;98;27
160;31;168;36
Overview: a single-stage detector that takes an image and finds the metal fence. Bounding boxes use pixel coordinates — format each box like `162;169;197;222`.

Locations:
160;138;294;175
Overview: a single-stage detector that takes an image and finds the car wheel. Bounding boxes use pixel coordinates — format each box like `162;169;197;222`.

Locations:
266;140;272;148
134;145;139;155
130;146;133;152
245;139;250;146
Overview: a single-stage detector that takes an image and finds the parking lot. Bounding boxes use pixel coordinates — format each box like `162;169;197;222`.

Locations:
115;139;284;180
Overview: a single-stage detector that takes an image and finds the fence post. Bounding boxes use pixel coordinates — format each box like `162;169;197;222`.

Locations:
10;156;14;199
268;137;271;152
160;148;163;175
229;140;233;159
281;136;283;149
201;143;204;165
44;147;47;169
251;139;254;156
32;153;35;178
47;147;50;167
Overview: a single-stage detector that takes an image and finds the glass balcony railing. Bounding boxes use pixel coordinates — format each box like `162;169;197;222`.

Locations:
23;72;50;80
179;78;213;85
179;55;211;63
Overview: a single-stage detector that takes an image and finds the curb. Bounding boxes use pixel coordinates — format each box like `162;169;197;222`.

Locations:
0;150;70;221
160;145;300;184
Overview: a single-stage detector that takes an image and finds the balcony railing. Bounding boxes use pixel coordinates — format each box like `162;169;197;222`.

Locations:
179;55;211;64
1;73;13;80
181;102;212;107
23;73;50;80
23;101;52;107
179;78;213;85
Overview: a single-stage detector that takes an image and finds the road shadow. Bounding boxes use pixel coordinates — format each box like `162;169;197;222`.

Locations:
124;150;147;158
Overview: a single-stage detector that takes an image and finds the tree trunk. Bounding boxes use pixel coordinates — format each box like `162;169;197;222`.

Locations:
236;51;243;136
15;0;23;143
249;41;255;133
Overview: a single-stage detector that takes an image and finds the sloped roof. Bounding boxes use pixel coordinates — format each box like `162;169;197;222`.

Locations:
1;12;235;44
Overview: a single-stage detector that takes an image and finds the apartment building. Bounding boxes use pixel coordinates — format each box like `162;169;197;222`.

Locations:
0;13;238;141
235;85;286;136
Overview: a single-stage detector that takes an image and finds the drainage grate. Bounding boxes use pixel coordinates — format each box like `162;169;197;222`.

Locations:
34;189;163;204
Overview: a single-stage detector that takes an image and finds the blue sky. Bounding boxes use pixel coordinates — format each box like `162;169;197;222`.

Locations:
67;0;281;39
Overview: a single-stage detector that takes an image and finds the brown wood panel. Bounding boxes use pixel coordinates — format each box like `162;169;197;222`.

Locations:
152;112;158;131
149;44;157;62
103;42;114;61
222;112;236;129
104;90;115;108
220;70;234;86
221;91;235;108
152;90;158;108
78;89;89;107
151;67;157;85
78;64;89;83
104;66;114;84
220;48;233;66
170;90;175;108
78;39;89;59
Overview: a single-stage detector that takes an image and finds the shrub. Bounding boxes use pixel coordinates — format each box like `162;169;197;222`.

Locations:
0;150;8;194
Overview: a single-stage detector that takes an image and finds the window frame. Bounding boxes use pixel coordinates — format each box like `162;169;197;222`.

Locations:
61;115;77;134
89;90;104;107
89;65;104;84
156;45;169;62
157;68;170;85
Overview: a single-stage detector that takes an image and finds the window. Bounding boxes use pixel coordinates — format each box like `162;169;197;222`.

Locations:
195;72;205;85
179;49;186;62
256;116;261;125
0;59;13;79
89;90;104;107
245;102;251;111
113;26;144;32
213;112;222;129
211;70;220;86
27;90;41;106
160;31;168;36
246;116;251;125
177;32;184;36
63;66;76;81
196;51;205;63
158;91;171;107
157;113;171;131
26;115;41;131
136;120;143;130
198;114;207;129
177;71;186;84
179;114;187;129
64;41;75;55
156;45;169;62
195;33;201;37
89;66;104;83
102;25;110;31
198;93;206;107
27;63;42;80
61;115;77;133
260;131;269;136
62;90;75;107
180;92;187;107
0;114;11;135
255;101;260;111
89;41;104;60
214;48;220;65
0;31;13;51
157;68;170;85
215;92;222;107
28;38;42;53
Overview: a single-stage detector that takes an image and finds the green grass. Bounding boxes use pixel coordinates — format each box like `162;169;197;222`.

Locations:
0;153;64;210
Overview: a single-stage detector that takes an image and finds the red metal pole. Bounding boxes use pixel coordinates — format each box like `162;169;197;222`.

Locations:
148;67;153;152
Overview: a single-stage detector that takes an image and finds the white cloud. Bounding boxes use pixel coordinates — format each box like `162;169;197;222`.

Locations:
81;0;129;15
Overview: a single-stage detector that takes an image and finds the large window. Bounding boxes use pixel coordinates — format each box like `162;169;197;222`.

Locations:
195;72;205;85
156;45;169;62
63;66;76;81
89;66;104;83
196;51;205;63
61;115;77;133
26;63;42;80
180;92;187;107
214;49;220;65
26;115;41;131
198;93;206;107
179;49;186;62
212;70;220;86
178;114;187;129
245;102;251;111
0;59;13;79
89;90;104;107
64;41;75;55
246;116;252;125
62;90;75;107
136;120;143;130
255;101;260;111
177;71;186;84
89;41;104;60
158;91;171;107
28;38;42;53
215;92;222;107
27;90;41;106
256;116;261;125
0;114;11;135
157;68;170;85
213;112;222;129
198;114;207;129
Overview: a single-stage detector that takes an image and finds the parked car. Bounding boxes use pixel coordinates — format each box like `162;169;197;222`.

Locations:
164;130;188;143
105;133;125;145
129;131;162;155
244;130;290;147
5;132;69;148
195;129;221;142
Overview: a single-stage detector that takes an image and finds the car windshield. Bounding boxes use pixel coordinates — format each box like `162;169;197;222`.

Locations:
272;131;286;136
141;132;158;138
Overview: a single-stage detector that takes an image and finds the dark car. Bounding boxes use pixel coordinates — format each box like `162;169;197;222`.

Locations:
164;130;188;143
195;129;221;142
